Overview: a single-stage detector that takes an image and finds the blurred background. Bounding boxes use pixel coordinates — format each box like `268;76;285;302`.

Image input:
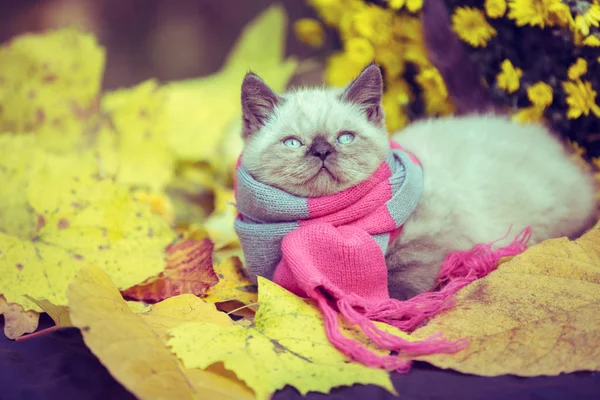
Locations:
0;0;327;89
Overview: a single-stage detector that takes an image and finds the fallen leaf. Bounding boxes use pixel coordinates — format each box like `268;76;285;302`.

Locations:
68;265;253;400
0;135;38;239
0;295;39;339
100;80;175;192
414;228;600;376
203;256;257;306
203;186;240;249
0;28;105;136
29;298;72;327
121;238;218;303
164;4;296;164
169;277;396;400
0;146;175;312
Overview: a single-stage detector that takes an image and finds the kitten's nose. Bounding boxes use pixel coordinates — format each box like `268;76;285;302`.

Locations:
309;139;334;161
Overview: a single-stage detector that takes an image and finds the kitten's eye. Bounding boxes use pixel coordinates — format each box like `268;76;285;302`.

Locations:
282;137;303;148
337;132;355;144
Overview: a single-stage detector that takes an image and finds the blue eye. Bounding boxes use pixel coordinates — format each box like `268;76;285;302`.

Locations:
283;137;303;148
337;132;355;144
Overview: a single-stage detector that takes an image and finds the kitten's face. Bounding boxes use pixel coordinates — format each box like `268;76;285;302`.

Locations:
240;64;390;197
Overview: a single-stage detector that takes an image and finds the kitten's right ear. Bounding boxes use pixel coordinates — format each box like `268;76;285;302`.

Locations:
241;72;282;139
340;63;384;125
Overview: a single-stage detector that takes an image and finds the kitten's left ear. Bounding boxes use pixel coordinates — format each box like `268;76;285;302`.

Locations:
241;72;283;139
340;63;384;125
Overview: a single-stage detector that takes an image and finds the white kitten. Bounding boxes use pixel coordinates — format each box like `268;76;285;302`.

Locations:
238;0;598;300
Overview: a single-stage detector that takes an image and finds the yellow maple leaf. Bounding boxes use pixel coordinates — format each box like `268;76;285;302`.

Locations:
68;265;253;400
0;146;175;312
0;135;38;239
413;228;600;376
169;277;397;400
163;4;297;165
29;297;72;327
100;79;175;192
0;295;39;339
0;28;105;150
202;256;257;306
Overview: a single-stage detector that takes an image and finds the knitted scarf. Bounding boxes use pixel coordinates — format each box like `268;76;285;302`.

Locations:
234;142;531;372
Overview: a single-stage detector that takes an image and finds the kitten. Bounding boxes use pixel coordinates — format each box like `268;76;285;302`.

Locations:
239;5;598;300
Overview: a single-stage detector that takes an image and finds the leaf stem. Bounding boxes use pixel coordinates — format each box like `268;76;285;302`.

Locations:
14;325;61;342
226;302;259;315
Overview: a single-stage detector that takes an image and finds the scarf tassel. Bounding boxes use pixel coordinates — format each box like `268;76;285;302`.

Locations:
311;226;532;373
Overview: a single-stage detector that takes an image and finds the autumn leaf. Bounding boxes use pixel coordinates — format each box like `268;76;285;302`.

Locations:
68;265;253;400
0;295;39;339
0;28;105;151
0;144;175;312
0;135;38;239
413;228;600;376
100;80;175;192
203;186;240;249
169;277;396;400
121;238;218;303
29;298;72;327
163;4;297;165
203;256;257;306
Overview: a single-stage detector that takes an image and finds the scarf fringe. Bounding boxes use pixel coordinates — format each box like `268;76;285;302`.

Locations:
314;226;532;373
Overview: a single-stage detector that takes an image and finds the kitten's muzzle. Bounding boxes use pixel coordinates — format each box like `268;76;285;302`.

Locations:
309;138;335;161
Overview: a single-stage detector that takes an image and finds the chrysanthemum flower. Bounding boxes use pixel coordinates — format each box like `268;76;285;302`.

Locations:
451;6;497;47
568;58;588;81
485;0;507;18
574;3;600;36
527;82;553;107
294;18;325;48
496;59;523;94
562;79;600;119
507;0;566;28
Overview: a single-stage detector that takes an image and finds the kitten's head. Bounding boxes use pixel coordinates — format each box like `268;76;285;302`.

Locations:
240;63;390;197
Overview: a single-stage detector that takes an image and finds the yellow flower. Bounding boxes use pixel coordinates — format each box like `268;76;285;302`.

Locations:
562;79;600;119
496;59;523;94
375;45;405;79
308;0;346;27
485;0;507;18
387;0;406;10
325;52;369;87
512;106;545;123
583;34;600;46
294;18;325;48
568;58;588;80
382;80;412;131
416;67;448;99
574;4;600;36
527;82;553;107
344;37;375;64
350;5;393;44
451;6;497;47
507;0;566;27
406;0;424;13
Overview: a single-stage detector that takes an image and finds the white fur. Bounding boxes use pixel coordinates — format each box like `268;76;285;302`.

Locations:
386;114;598;299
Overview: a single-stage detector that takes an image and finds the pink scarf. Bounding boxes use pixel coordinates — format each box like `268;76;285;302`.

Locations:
235;142;531;372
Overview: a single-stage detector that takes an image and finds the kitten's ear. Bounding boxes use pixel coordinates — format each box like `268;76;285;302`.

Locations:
241;72;283;139
340;63;384;125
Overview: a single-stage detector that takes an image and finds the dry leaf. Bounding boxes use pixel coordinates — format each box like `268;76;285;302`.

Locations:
29;298;72;327
0;145;175;312
121;238;218;302
68;265;254;400
414;228;600;376
0;295;39;339
169;277;396;400
202;256;257;306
